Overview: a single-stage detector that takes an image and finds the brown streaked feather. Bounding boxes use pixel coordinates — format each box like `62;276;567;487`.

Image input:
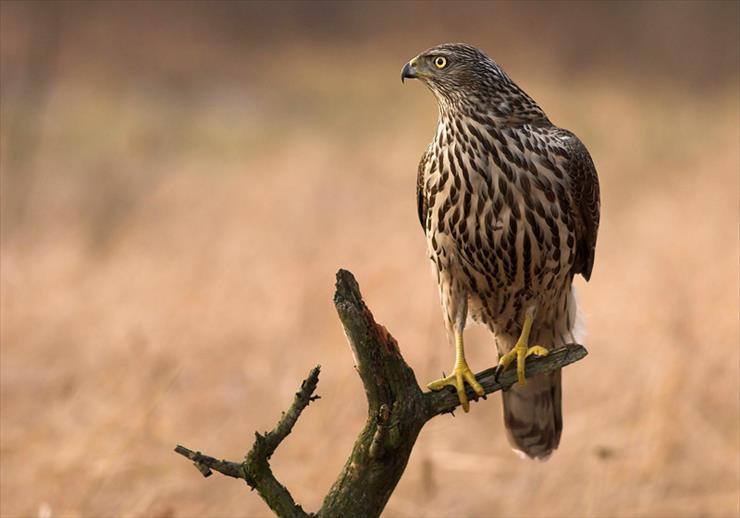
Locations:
417;148;431;230
560;130;600;281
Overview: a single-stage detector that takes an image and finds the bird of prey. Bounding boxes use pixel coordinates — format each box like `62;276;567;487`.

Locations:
402;43;599;459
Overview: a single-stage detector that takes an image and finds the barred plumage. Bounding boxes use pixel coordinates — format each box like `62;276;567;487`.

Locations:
404;43;599;459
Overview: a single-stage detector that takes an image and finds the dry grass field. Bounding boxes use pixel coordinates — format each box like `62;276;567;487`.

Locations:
1;3;738;517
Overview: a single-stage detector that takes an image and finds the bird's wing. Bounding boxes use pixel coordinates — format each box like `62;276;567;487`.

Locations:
416;148;431;230
560;130;600;281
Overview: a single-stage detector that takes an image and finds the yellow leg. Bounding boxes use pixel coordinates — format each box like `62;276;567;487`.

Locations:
496;313;549;385
427;330;484;412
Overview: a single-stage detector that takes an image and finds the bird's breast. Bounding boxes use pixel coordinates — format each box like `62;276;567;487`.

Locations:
421;118;576;322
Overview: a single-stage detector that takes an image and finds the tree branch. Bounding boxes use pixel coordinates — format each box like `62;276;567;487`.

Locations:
425;343;587;418
175;269;588;518
175;367;321;518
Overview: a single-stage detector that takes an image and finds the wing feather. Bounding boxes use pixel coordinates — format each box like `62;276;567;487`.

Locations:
416;149;431;231
560;131;600;281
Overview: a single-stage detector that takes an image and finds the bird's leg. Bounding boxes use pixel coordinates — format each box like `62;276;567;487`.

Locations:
427;330;485;412
495;309;549;385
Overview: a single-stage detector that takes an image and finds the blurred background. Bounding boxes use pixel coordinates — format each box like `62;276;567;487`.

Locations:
1;2;738;517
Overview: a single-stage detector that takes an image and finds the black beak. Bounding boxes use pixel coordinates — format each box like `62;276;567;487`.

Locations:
401;62;418;83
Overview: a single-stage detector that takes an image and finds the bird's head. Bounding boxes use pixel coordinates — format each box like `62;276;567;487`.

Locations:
401;43;546;123
401;43;509;106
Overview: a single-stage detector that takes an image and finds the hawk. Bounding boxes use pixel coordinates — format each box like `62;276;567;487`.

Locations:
402;44;599;459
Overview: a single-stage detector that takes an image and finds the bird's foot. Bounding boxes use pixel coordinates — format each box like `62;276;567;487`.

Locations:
427;361;485;412
495;340;548;385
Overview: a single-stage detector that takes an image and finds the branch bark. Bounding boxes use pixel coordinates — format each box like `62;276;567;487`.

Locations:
175;269;588;517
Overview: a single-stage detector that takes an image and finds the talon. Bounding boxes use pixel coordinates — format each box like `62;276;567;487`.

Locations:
427;361;482;413
462;368;485;396
428;330;483;412
496;313;550;385
526;345;549;358
493;364;504;382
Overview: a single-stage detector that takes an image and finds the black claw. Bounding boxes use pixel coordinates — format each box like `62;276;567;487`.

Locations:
493;365;503;382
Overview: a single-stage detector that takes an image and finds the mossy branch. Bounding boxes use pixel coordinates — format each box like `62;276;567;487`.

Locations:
174;269;588;518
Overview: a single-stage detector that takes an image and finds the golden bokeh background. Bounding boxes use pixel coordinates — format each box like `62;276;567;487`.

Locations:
1;2;738;517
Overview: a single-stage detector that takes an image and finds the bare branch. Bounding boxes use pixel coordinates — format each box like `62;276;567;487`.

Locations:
175;366;321;518
253;365;321;457
173;445;244;479
174;269;588;518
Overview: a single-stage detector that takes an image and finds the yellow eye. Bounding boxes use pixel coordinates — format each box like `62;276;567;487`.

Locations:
434;56;447;69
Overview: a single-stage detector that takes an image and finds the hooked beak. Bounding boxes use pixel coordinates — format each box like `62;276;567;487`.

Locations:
401;60;418;83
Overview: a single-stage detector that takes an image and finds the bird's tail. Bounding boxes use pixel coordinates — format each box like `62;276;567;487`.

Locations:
502;369;562;459
501;287;581;460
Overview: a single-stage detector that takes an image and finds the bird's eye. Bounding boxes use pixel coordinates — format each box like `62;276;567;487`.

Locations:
434;56;447;69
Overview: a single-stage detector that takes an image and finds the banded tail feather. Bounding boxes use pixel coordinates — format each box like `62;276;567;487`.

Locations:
503;370;562;459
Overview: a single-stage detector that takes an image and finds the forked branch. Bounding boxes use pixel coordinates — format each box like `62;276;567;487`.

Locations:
175;367;320;518
174;269;587;517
